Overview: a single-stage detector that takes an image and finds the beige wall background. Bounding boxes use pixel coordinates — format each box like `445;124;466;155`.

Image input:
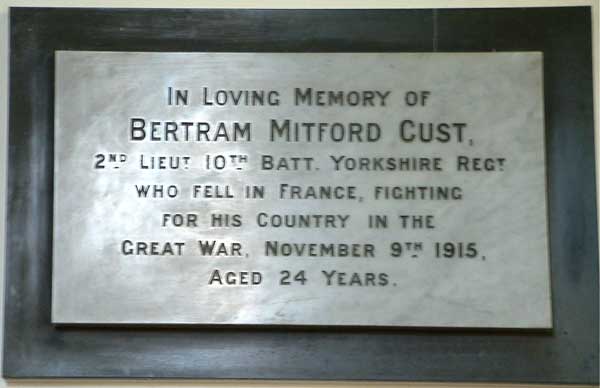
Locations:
0;0;598;387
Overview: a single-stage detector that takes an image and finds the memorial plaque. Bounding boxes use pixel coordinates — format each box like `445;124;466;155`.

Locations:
52;51;551;328
6;7;598;383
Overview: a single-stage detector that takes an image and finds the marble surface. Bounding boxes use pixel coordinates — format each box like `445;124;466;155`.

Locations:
51;52;551;328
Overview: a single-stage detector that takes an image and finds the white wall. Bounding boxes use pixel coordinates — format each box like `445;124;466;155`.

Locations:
0;1;598;387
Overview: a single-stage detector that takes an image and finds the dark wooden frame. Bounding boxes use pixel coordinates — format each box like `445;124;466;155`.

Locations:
4;7;598;383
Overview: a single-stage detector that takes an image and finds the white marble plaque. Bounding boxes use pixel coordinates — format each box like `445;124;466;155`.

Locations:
52;51;551;328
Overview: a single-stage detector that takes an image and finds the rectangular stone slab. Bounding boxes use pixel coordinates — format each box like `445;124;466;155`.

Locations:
52;51;551;328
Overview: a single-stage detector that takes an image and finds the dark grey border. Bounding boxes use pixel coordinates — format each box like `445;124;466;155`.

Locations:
4;7;598;383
